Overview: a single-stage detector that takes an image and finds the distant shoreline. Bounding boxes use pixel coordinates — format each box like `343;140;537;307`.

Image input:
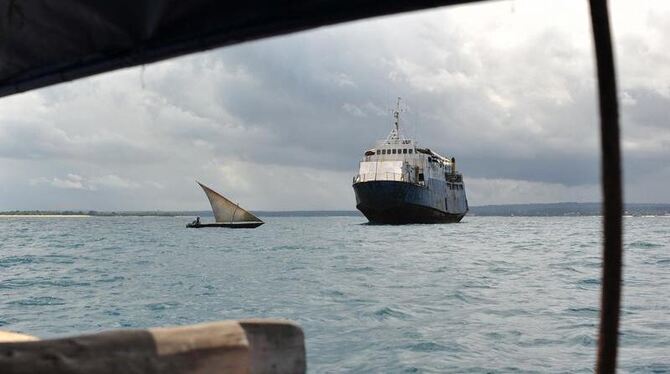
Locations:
0;210;363;218
1;203;669;217
0;215;91;218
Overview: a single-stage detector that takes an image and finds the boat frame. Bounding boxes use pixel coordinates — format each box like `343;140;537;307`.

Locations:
186;222;264;229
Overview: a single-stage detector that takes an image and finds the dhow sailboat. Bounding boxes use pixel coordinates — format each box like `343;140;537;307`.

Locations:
187;182;264;229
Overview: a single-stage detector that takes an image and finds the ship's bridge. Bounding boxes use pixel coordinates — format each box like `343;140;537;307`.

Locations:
354;136;456;185
363;142;416;159
353;99;459;185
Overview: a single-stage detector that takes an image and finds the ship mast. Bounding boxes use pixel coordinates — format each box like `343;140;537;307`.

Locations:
387;97;404;142
393;97;401;134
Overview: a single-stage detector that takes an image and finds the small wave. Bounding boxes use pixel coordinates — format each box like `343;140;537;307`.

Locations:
485;309;531;318
0;279;34;289
626;363;670;373
0;278;90;289
96;275;125;283
405;341;450;352
567;333;597;347
551;265;582;273
269;245;300;251
461;366;523;373
146;302;180;311
372;306;410;321
99;245;122;251
577;278;600;287
489;266;514;274
484;331;506;340
321;289;345;298
565;307;599;317
0;256;36;268
430;266;448;273
556;322;597;330
51;279;91;287
42;254;76;264
517;337;562;347
9;296;66;306
463;282;493;290
0;254;75;267
629;241;663;249
484;330;523;342
344;266;374;272
447;290;472;303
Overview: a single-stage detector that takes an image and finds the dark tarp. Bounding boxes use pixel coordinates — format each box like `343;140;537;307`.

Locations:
0;0;477;98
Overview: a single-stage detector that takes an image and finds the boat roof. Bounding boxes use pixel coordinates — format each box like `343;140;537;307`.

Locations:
0;0;479;99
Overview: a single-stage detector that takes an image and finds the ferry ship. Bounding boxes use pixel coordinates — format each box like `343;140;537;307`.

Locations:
352;100;468;224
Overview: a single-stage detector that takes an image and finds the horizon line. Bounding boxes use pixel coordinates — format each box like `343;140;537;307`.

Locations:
2;201;670;214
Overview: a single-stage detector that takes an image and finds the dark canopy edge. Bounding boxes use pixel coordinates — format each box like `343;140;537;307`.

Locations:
0;0;477;98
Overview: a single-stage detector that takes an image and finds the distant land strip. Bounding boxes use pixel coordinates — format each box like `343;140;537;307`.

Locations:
1;203;669;217
470;202;670;216
0;210;362;217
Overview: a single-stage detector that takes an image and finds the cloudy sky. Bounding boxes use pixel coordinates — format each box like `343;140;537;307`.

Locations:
0;0;668;211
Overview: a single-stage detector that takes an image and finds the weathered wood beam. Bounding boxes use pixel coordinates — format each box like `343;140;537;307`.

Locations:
0;331;38;343
0;319;305;374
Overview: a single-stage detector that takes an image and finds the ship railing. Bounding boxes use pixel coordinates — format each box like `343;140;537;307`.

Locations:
353;173;423;185
447;174;463;183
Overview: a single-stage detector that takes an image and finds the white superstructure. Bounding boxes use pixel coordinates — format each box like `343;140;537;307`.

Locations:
352;98;468;223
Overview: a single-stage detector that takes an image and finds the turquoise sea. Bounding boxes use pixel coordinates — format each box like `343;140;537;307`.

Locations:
0;215;668;372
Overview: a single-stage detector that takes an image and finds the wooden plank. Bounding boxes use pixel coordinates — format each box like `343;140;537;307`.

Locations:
149;321;248;356
0;319;305;374
0;331;38;343
241;320;306;373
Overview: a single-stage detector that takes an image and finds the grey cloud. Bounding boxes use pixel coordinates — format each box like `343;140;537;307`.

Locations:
195;24;605;184
1;0;669;210
30;173;146;191
0;120;166;164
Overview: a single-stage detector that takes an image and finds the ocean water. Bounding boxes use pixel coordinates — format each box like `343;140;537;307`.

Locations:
0;215;668;373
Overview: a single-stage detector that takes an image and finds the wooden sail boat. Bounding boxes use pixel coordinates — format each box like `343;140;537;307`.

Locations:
187;181;264;229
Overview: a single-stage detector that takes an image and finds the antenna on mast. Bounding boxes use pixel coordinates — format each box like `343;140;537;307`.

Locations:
386;97;405;143
393;97;403;134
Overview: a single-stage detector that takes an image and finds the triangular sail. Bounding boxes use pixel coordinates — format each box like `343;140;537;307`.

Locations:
197;182;263;223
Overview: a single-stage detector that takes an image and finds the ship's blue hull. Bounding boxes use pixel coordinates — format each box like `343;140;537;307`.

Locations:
353;181;466;224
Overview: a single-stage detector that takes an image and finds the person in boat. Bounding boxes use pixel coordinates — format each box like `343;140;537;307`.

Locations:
191;216;200;226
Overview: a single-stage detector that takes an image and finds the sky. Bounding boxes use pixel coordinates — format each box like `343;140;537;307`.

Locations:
0;0;668;211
